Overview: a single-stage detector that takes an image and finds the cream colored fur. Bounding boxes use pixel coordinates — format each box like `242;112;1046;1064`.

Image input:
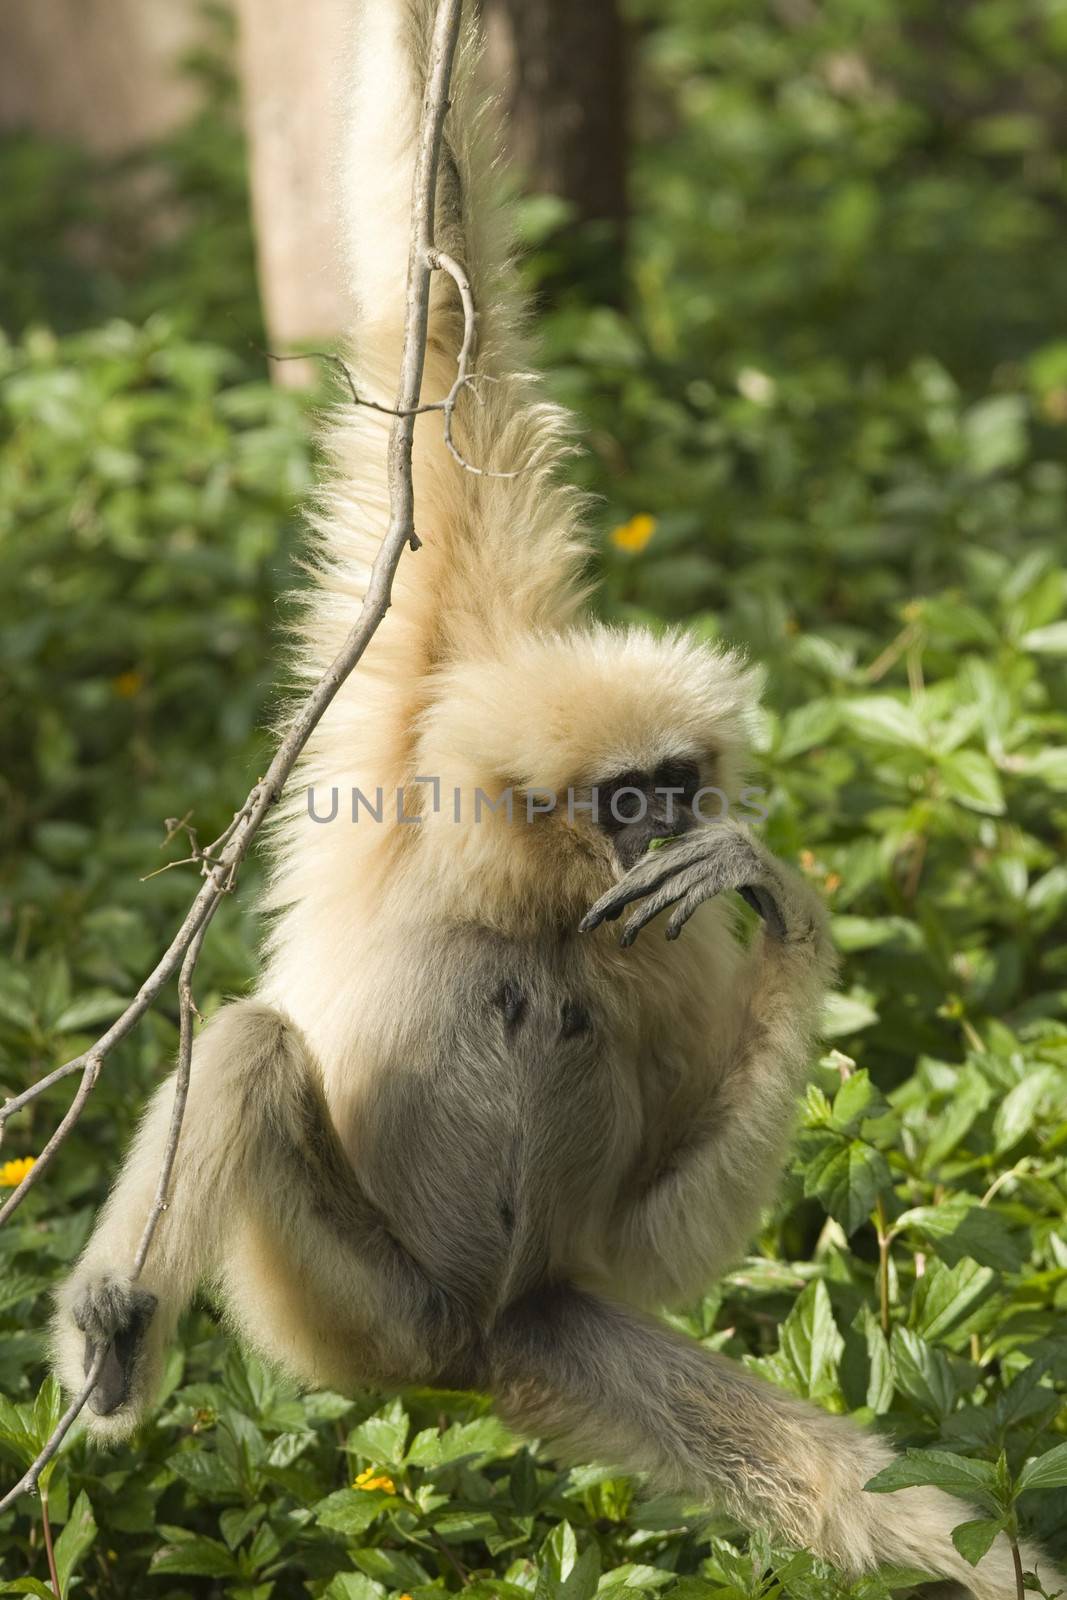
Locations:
52;6;1060;1598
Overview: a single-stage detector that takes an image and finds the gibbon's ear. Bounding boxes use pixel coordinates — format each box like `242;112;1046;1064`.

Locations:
416;625;765;804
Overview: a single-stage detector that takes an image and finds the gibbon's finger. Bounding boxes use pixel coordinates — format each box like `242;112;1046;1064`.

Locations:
737;883;788;941
665;882;709;940
580;858;691;930
579;832;728;931
618;870;701;946
662;876;788;944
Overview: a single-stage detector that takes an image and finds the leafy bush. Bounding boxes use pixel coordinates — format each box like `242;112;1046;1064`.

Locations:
1;0;1066;1595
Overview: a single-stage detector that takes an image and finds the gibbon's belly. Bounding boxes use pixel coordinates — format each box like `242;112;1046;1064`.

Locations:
332;921;726;1307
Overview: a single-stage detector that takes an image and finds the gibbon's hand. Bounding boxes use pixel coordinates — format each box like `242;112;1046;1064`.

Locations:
71;1271;157;1417
580;820;815;948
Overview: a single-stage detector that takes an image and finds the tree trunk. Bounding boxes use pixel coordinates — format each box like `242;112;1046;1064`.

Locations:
234;0;350;383
0;0;200;152
481;0;627;295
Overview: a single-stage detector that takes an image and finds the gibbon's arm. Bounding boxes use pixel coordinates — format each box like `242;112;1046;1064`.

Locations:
52;1002;481;1441
583;822;835;1307
484;1284;1048;1600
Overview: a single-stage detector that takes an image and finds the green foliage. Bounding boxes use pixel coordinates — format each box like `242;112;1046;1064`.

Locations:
2;0;1067;1596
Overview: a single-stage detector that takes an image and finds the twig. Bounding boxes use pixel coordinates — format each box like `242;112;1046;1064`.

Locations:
428;246;519;478
256;254;520;481
874;1194;892;1336
40;1482;60;1597
0;0;465;1511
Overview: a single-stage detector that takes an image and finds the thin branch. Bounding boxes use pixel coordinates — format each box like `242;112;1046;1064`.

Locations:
256;252;521;481
428;246;519;479
131;916;211;1278
0;0;465;1510
259;344;441;419
39;1483;59;1597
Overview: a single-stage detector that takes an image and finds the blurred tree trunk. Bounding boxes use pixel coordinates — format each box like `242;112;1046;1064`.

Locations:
234;0;350;384
481;0;628;298
0;0;200;151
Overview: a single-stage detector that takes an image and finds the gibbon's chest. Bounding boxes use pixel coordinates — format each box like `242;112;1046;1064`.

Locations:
343;915;735;1283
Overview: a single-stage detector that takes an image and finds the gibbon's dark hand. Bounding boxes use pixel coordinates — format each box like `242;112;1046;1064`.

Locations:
72;1273;157;1416
580;820;811;948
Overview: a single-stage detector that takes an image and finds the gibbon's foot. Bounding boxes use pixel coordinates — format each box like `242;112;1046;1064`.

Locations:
580;820;815;948
71;1272;157;1416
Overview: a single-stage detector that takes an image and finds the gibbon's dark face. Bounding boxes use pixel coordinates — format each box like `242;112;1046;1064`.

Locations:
595;757;702;869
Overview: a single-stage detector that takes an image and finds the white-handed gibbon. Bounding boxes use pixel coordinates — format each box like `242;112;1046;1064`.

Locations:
53;4;1054;1595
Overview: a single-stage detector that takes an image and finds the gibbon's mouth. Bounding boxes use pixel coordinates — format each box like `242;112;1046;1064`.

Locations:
612;815;691;871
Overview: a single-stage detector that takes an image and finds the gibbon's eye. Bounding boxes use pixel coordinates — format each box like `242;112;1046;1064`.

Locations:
653;758;701;799
597;769;648;831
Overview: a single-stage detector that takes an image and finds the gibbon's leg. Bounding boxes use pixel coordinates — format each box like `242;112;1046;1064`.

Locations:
487;1285;1053;1600
53;1002;474;1440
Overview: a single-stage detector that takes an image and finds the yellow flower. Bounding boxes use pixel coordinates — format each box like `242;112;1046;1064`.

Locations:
610;513;656;554
353;1466;396;1493
112;670;144;699
0;1156;35;1187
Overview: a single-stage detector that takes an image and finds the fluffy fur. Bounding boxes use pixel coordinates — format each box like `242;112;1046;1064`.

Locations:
53;5;1057;1597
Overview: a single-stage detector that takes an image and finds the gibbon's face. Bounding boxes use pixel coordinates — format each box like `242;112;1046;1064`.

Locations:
588;756;703;869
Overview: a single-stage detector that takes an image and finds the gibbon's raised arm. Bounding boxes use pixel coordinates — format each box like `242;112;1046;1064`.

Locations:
52;3;1062;1596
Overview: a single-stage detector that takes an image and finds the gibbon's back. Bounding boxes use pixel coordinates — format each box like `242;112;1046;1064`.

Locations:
258;0;608;948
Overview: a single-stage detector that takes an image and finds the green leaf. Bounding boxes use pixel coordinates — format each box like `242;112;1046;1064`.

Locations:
220;1503;267;1551
535;1522;600;1600
864;1449;997;1506
821;991;879;1038
776;699;840;760
169;1448;242;1498
52;989;128;1033
313;1487;395;1538
1020;621;1067;654
352;1547;430;1591
861;1306;893;1414
150;1529;240;1578
992;1067;1060;1153
408;1413;513;1469
843;697;928;750
32;1377;62;1450
937;750;1005;815
0;1395;36;1463
921;1065;994;1172
951;1518;1004;1566
894;1198;1026;1272
778;1281;843;1400
597;1564;676;1591
53;1490;97;1596
830;1069;888;1133
911;1258;995;1341
890;1328;958;1420
962;394;1028;476
346;1397;408;1467
1017;1440;1067;1492
323;1578;386;1600
804;1136;890;1236
1024;748;1067;790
